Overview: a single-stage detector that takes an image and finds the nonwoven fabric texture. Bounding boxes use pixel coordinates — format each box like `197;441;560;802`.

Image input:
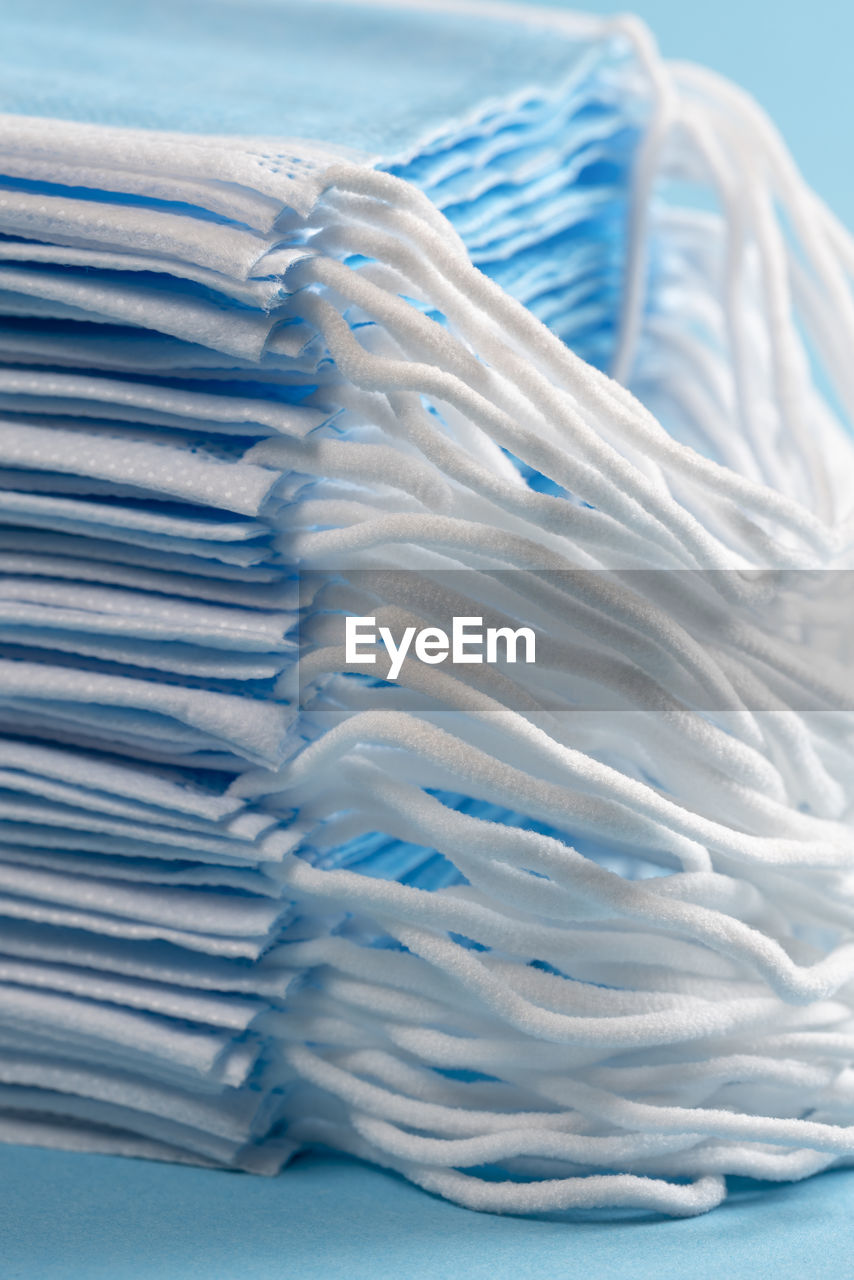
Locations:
1;0;854;1221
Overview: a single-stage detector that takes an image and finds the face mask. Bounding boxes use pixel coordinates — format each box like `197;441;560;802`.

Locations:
0;551;296;610
0;265;290;360
0;1044;274;1128
0;858;287;939
0;368;332;438
0;842;283;895
0;658;293;766
0;237;293;309
0;954;267;1030
0;571;296;686
0;485;272;543
0;319;320;376
0;890;286;959
0;1109;298;1173
0;979;263;1081
3;0;854;1220
0;577;293;649
0;1084;259;1165
0;915;300;993
0;794;293;863
0;184;292;279
0;731;227;803
0;514;280;566
0;0;605;166
0;422;284;516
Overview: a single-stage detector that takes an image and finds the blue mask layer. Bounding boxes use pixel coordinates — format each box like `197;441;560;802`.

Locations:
0;0;604;151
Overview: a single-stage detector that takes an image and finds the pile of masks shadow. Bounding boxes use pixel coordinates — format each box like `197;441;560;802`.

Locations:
0;46;645;1171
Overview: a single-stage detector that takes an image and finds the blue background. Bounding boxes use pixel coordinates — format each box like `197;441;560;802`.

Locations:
3;1;853;1276
4;1145;854;1280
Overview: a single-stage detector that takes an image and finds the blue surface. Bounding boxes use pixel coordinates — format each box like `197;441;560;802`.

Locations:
2;1144;854;1280
2;0;853;1275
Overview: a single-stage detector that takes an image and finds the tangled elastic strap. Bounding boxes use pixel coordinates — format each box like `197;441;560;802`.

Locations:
264;16;854;1217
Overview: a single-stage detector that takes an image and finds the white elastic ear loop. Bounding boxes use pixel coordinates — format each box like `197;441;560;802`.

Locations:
674;60;854;441
297;240;746;568
295;287;710;569
605;14;679;387
314;167;836;561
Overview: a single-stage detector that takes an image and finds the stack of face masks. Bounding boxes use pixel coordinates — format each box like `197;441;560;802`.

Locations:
3;0;854;1217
